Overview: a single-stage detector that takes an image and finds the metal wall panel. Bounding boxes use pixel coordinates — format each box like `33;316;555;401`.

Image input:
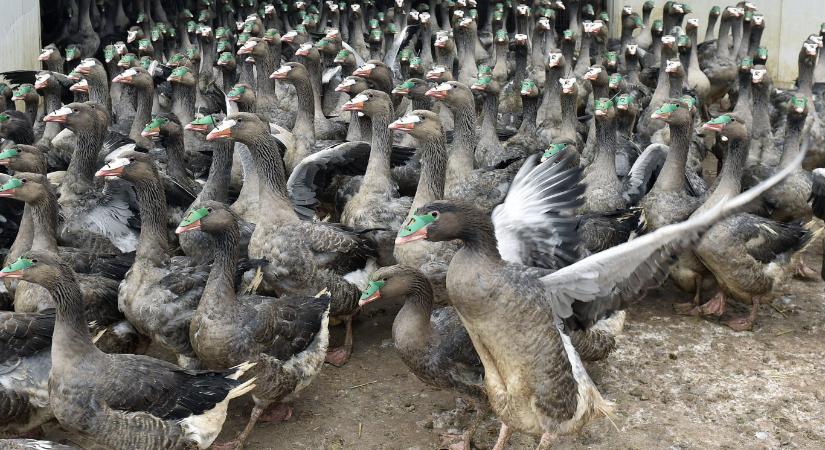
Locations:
609;0;822;87
0;0;41;72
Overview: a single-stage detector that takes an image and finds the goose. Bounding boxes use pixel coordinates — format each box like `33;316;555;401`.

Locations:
0;250;256;450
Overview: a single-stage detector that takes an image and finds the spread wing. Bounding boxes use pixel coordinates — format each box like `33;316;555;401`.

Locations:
492;154;584;270
540;150;806;330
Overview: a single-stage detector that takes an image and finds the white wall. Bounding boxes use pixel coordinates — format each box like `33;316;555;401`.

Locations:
609;0;823;87
0;0;41;72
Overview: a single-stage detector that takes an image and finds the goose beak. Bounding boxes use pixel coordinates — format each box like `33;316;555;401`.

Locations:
34;79;48;90
353;67;372;77
388;120;414;132
617;103;628;110
651;111;667;119
112;74;132;84
38;49;53;61
342;100;364;111
425;87;447;99
470;83;485;92
69;80;89;93
175;221;201;234
358;290;380;307
395;227;427;244
702;123;724;133
270;67;290;79
44;107;72;123
0;270;23;279
0;188;16;197
95;166;124;177
184;123;207;133
392;87;409;95
141;127;160;138
206;119;236;141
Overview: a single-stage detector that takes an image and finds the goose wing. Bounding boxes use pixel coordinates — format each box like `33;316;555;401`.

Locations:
540;151;806;330
0;310;54;361
492;154;584;270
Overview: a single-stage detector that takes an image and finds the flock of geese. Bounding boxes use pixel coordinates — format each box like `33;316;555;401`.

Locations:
1;0;825;449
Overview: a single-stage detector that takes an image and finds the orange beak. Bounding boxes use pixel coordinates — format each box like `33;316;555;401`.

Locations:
95;166;124;177
394;227;427;244
0;270;23;279
342;101;364;111
206;127;232;141
425;88;447;99
175;220;201;234
358;290;381;306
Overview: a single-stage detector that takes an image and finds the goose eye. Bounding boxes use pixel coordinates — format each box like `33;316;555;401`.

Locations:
207;207;213;212
30;259;38;263
128;157;135;162
20;178;27;183
430;211;439;218
73;108;79;112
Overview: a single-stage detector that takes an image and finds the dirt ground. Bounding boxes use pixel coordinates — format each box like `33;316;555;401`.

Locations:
36;241;824;449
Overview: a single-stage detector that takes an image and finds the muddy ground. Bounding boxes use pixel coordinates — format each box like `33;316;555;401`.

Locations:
39;243;825;450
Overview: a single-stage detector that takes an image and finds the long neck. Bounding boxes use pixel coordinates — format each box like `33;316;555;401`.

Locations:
362;108;395;193
130;84;154;141
300;58;324;118
134;176;169;264
240;60;255;85
29;194;60;252
459;216;500;258
626;55;641;84
718;20;732;58
172;84;196;125
518;95;538;135
798;58;814;97
47;57;64;74
480;92;499;139
733;71;752;116
560;92;577;141
446;98;477;187
89;78;111;111
514;46;528;88
200;39;215;72
752;82;771;138
593;115;618;174
543;67;563;124
689;29;701;70
702;135;748;211
458;30;478;82
51;275;99;361
25;101;38;124
651;60;671;102
244;132;297;222
655;119;691;192
255;50;277;97
163;133;188;182
411;134;447;210
705;15;718;42
198;142;232;203
292;77;316;152
575;34;591;72
392;286;435;357
420;28;434;64
202;224;239;312
780;114;805;167
42;90;64;141
668;72;683;97
60;126;104;200
748;27;763;55
731;18;743;57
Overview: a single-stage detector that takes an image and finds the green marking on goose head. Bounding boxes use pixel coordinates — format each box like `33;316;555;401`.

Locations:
138;39;151;50
136;12;146;23
359;280;385;303
369;18;379;29
495;30;508;42
563;29;574;40
740;57;753;69
0;147;19;161
187;21;197;33
605;51;618;65
186;47;200;59
790;96;808;113
238;33;251;45
228;85;246;98
520;79;538;96
680;95;697;110
104;46;116;62
65;47;79;60
143;116;169;134
678;34;690;47
608;73;623;88
710;5;721;15
410;57;422;68
139;57;153;69
616;94;636;109
397;212;439;241
335;49;351;63
0;257;35;277
542;143;567;162
176;207;209;233
653;20;663;32
594;98;614;114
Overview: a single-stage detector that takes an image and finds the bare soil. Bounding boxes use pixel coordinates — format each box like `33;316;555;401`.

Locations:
42;247;825;450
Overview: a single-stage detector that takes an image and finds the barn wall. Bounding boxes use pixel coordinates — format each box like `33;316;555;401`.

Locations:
0;0;41;73
609;1;823;87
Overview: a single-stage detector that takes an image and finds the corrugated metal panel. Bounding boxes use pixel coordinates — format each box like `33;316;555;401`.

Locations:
609;0;823;87
0;0;41;72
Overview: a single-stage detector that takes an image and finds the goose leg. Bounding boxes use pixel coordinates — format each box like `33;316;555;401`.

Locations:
692;290;727;317
726;296;759;332
492;423;513;450
794;260;818;280
674;275;703;314
536;432;557;450
325;315;354;366
211;405;265;450
444;400;485;450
